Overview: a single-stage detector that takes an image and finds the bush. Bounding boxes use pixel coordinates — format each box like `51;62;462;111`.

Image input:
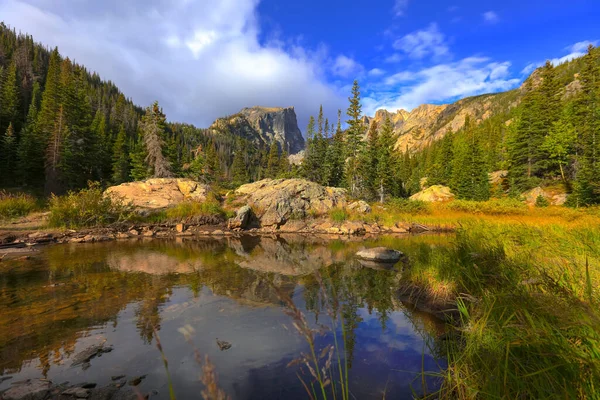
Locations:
165;198;227;221
386;198;431;214
535;195;550;208
329;207;349;223
48;183;133;228
0;191;38;220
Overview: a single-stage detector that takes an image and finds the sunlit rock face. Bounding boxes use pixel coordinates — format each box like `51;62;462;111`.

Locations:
104;178;210;209
209;106;305;154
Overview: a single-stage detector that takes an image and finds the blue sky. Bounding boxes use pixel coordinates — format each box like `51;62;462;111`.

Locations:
0;0;598;130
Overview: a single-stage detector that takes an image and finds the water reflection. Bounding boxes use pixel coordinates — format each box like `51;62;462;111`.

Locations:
0;235;450;399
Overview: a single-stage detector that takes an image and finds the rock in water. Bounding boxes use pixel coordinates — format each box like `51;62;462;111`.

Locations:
356;247;404;263
216;338;232;351
1;379;51;400
227;205;253;230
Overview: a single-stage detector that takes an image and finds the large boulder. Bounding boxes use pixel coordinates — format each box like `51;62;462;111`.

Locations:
347;200;371;214
523;186;567;206
409;185;455;202
227;205;253;230
234;179;347;227
105;178;210;209
356;247;404;263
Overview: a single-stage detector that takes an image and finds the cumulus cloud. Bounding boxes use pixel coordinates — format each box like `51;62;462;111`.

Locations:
331;55;364;78
393;0;409;17
363;57;520;116
520;40;598;75
483;11;499;24
0;0;346;129
392;23;449;60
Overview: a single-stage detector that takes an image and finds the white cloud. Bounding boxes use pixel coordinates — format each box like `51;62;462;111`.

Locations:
367;68;386;77
393;0;409;17
483;11;499;24
364;57;520;116
331;55;364;78
384;53;403;63
393;23;449;60
0;0;346;130
520;40;598;75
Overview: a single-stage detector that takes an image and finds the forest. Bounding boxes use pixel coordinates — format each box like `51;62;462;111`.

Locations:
1;22;600;206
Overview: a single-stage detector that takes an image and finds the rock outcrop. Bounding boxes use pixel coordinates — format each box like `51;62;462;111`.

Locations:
227;205;253;230
347;200;371;214
105;178;210;209
409;185;455;202
523;186;567;206
210;107;305;154
233;179;347;228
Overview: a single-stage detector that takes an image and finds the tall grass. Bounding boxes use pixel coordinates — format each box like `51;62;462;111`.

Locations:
0;190;38;220
400;222;600;398
165;195;228;221
48;183;133;228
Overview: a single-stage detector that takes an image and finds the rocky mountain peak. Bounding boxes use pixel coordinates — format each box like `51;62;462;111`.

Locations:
239;106;305;154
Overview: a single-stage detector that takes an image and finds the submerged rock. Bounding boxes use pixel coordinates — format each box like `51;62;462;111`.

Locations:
1;378;51;400
356;247;404;263
227;205;253;230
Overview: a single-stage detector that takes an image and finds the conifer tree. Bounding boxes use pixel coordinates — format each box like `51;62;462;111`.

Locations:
302;116;320;181
279;149;291;177
376;116;396;202
231;143;249;187
139;101;172;178
325;109;345;187
345;80;365;196
0;59;20;135
45;105;68;194
541;113;576;182
112;125;130;184
130;130;149;181
17;82;43;186
266;142;280;178
361;120;379;198
1;123;16;186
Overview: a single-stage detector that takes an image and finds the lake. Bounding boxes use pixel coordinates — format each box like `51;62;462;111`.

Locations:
0;234;449;399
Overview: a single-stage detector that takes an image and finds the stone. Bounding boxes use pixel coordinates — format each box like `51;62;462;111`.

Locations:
175;223;185;233
116;232;130;239
489;170;508;185
347;200;371;214
142;230;155;237
128;229;139;236
356;247;404;263
1;379;51;400
278;219;307;232
340;221;366;235
227;205;252;230
211;230;224;235
235;179;347;228
409;185;454;202
523;186;567;206
104;178;210;210
62;387;90;398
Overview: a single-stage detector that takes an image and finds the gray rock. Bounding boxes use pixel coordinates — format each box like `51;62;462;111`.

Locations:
356;247;404;263
227;205;253;230
62;387;90;398
347;200;371;214
1;379;51;400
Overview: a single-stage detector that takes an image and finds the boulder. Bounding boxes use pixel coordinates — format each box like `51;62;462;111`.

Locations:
409;185;454;202
347;200;371;214
1;378;51;400
235;179;347;228
523;186;567;206
356;247;404;263
227;205;253;230
104;178;210;209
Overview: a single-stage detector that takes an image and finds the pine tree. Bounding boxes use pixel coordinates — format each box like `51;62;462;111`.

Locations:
17;82;43;186
345;80;364;196
266;142;280;178
112;125;130;184
427;131;454;186
361;120;379;198
140;101;172;178
1;123;16;186
302;116;320;181
541;113;576;182
376;116;397;202
0;59;20;135
325;110;345;187
129;130;150;181
279;149;291;177
231;144;249;187
44;105;68;194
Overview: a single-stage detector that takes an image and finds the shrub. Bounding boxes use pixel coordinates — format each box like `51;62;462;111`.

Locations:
535;195;550;208
164;194;227;221
48;183;133;228
0;191;38;220
329;207;348;223
386;198;431;214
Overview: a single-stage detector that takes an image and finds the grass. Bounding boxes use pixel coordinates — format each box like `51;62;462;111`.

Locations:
0;190;38;221
165;196;229;221
48;183;133;228
329;207;349;223
397;221;600;399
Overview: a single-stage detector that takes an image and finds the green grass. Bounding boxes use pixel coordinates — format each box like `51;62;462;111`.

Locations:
48;183;133;228
329;207;349;223
0;191;38;220
399;222;600;399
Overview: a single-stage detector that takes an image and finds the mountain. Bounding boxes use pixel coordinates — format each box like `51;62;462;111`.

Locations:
208;106;305;154
363;60;585;153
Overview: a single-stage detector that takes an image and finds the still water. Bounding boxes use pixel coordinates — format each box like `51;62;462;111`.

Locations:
0;235;449;399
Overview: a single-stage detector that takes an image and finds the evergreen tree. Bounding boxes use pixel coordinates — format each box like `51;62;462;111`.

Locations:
361;120;379;198
376;116;397;202
541;112;576;182
279;149;291;177
1;123;17;186
17;82;43;186
130;130;150;181
427;131;454;186
345;80;365;196
266;142;280;178
111;125;130;184
231;143;249;187
0;58;20;135
325;110;346;187
139;101;172;178
302;116;320;181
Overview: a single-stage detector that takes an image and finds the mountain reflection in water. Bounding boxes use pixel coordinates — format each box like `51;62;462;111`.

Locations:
0;234;450;399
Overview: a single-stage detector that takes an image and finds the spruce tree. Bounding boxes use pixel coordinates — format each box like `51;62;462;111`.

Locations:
345;80;365;196
325;110;345;187
361;120;379;198
231;144;249;187
139;101;172;178
302;116;319;181
17;82;43;186
112;125;130;184
266;142;280;178
376;116;397;202
1;123;16;186
0;59;20;135
130;130;149;181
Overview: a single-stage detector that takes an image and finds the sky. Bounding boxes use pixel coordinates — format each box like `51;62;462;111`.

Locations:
0;0;598;130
